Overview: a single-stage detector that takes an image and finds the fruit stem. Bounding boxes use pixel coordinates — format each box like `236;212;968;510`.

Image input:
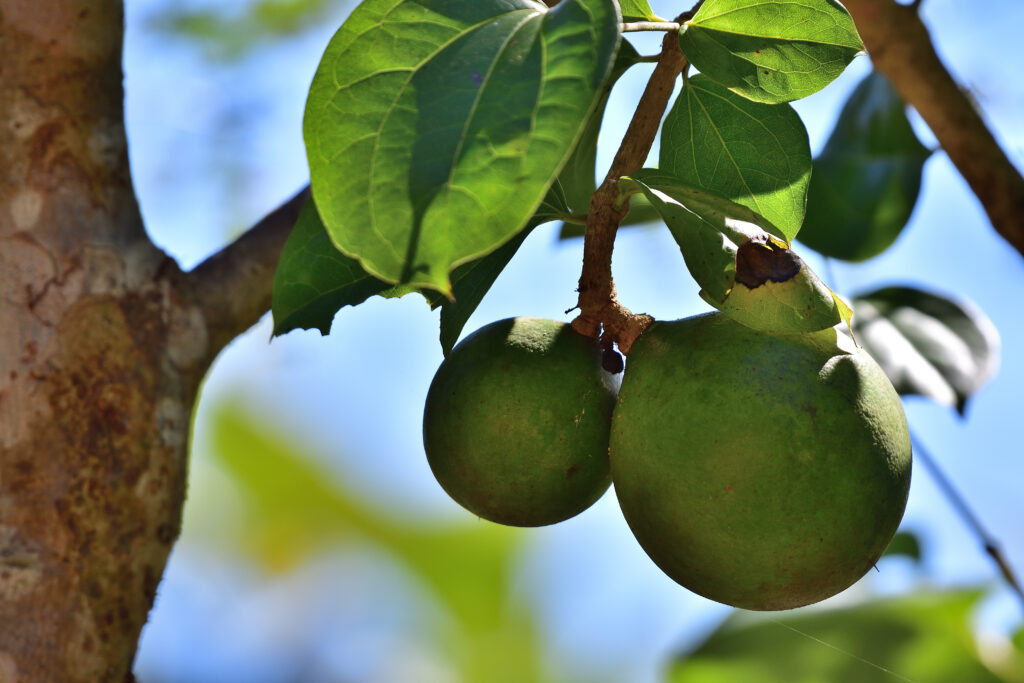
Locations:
572;15;689;354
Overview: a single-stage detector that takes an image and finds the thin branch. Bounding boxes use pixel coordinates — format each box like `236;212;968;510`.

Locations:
186;185;310;355
911;432;1024;611
572;27;686;354
621;22;681;33
842;0;1024;260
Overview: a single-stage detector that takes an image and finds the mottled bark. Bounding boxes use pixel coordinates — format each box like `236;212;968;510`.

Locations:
0;4;201;681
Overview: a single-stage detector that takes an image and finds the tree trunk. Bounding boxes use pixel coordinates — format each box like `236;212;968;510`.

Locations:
1;4;208;680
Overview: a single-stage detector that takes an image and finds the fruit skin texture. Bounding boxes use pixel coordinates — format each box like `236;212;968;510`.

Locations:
610;313;911;610
423;317;617;527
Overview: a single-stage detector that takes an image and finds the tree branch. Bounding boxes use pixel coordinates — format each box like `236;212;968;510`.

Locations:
186;185;309;354
572;29;686;354
843;0;1024;259
911;433;1024;611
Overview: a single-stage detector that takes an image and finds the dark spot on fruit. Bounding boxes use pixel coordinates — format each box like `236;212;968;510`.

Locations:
734;237;801;288
566;463;581;478
602;348;624;374
725;484;733;492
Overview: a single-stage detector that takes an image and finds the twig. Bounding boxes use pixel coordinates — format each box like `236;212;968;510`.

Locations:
572;25;686;354
842;0;1024;260
911;432;1024;611
186;185;310;355
621;22;681;33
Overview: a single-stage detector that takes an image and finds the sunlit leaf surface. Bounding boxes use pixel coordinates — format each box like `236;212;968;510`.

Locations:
304;0;620;296
660;75;811;242
678;0;863;103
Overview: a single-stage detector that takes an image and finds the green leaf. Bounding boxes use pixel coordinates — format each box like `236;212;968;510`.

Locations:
882;530;922;562
669;590;1004;683
798;71;932;261
852;286;1001;415
438;185;571;355
659;74;811;243
678;0;863;104
557;39;641;215
304;0;621;297
271;199;390;336
622;171;843;334
619;0;663;21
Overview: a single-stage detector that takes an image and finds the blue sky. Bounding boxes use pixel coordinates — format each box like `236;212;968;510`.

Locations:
125;1;1024;680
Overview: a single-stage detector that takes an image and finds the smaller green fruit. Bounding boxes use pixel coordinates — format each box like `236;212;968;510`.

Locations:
423;317;617;527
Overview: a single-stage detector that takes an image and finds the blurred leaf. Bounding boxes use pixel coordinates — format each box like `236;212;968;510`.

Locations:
304;0;620;296
678;0;863;104
660;75;811;242
619;0;664;21
206;403;555;681
558;40;641;215
151;0;336;61
883;531;922;562
798;71;932;261
272;199;390;336
852;286;1000;415
670;590;1007;683
209;403;525;627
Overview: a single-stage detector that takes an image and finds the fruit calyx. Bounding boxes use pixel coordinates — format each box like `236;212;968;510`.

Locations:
734;235;802;288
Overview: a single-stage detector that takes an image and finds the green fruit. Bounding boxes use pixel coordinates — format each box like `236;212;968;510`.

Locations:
610;313;911;610
423;317;617;527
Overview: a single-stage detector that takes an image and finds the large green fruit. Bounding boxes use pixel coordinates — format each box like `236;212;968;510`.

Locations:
423;317;617;527
610;313;911;610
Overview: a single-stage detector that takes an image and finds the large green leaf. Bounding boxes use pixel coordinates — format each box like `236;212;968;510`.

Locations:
272;199;391;336
619;0;663;21
798;71;932;261
304;0;621;297
852;286;1000;415
678;0;863;104
659;75;811;243
669;590;1007;683
622;171;846;334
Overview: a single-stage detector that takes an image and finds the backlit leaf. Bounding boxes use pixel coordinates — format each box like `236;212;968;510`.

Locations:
304;0;621;297
619;0;663;21
678;0;863;104
660;75;811;243
798;71;932;261
852;286;1000;415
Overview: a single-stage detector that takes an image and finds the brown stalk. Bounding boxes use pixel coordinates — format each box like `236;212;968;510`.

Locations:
572;27;686;354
